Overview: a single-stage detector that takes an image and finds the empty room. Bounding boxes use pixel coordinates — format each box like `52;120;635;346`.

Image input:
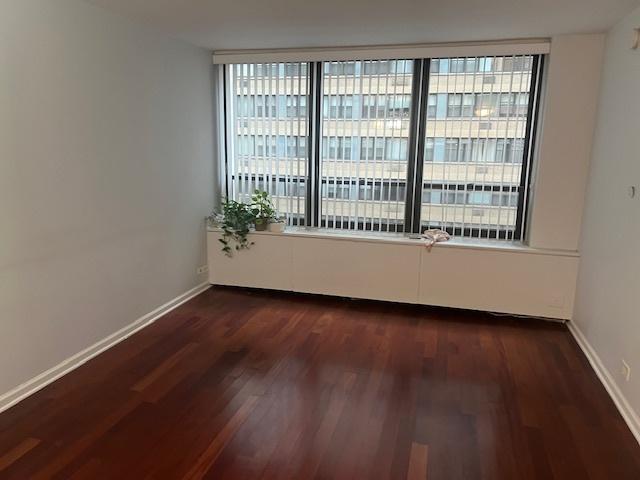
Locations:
2;0;640;478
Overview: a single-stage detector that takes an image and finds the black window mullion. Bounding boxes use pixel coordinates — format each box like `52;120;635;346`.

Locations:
221;65;230;200
307;61;323;227
403;59;422;232
403;58;431;234
514;55;544;241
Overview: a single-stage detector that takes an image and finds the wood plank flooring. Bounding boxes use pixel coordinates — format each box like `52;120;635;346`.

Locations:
0;286;639;479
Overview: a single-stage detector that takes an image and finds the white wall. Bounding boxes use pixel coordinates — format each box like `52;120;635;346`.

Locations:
528;34;605;251
0;0;214;397
573;6;640;430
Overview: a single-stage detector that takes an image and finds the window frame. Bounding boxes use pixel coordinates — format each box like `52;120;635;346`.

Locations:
222;55;544;240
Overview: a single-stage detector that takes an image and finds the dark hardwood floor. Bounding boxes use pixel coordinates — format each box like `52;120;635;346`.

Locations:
0;287;639;479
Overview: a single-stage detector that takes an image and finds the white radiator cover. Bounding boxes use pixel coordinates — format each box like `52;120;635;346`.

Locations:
207;229;579;319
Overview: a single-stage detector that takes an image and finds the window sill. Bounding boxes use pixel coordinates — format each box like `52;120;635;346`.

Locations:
207;226;579;257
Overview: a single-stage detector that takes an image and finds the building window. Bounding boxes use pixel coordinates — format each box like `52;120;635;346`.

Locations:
447;94;463;117
431;57;495;74
284;63;308;76
325;61;357;75
362;95;382;118
360;137;386;160
444;139;459;161
286;136;307;158
323;137;353;160
223;54;542;239
286;95;307;117
255;95;278;117
420;55;539;239
474;93;499;118
446;94;477;118
388;95;412;118
500;56;533;72
427;94;437;118
323;94;354;119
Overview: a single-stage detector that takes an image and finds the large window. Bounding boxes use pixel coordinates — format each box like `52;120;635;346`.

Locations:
320;60;413;232
420;55;539;239
223;54;543;239
225;63;308;225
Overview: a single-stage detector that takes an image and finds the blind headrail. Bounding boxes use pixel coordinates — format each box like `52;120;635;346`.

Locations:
212;38;551;64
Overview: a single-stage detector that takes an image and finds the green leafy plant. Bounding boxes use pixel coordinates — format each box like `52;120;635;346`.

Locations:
218;198;254;256
251;189;276;230
212;191;277;256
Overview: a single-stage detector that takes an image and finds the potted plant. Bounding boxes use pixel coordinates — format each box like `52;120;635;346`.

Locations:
206;212;225;229
268;215;286;233
217;198;255;256
251;189;276;231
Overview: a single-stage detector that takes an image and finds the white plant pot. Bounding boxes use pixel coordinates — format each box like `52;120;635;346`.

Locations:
268;222;286;233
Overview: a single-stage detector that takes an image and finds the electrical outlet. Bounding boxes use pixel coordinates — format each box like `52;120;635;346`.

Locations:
196;265;209;275
621;359;631;382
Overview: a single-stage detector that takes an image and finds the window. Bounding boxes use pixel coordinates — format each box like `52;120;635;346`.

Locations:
474;93;499;118
286;95;307;117
498;93;529;117
257;95;280;117
515;93;529;116
388;95;412;118
449;58;466;73
222;54;542;239
323;95;354;119
420;55;539;239
432;57;494;74
286;136;307;158
225;63;309;225
496;138;525;163
429;94;448;118
444;139;459;162
427;95;437;118
320;59;413;231
360;137;386;160
447;94;462;117
284;63;308;76
362;60;413;75
385;138;408;161
500;56;533;72
323;137;352;160
425;137;526;164
361;94;411;119
446;94;475;118
462;94;475;117
325;61;356;75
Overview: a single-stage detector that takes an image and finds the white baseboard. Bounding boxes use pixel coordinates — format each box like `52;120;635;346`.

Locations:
0;282;210;414
568;321;640;445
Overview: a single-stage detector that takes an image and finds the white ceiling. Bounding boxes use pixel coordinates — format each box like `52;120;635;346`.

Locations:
84;0;639;50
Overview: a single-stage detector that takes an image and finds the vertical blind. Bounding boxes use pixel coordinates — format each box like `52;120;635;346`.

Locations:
223;53;542;239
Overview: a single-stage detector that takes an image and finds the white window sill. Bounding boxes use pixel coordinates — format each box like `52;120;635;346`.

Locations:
207;226;579;257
